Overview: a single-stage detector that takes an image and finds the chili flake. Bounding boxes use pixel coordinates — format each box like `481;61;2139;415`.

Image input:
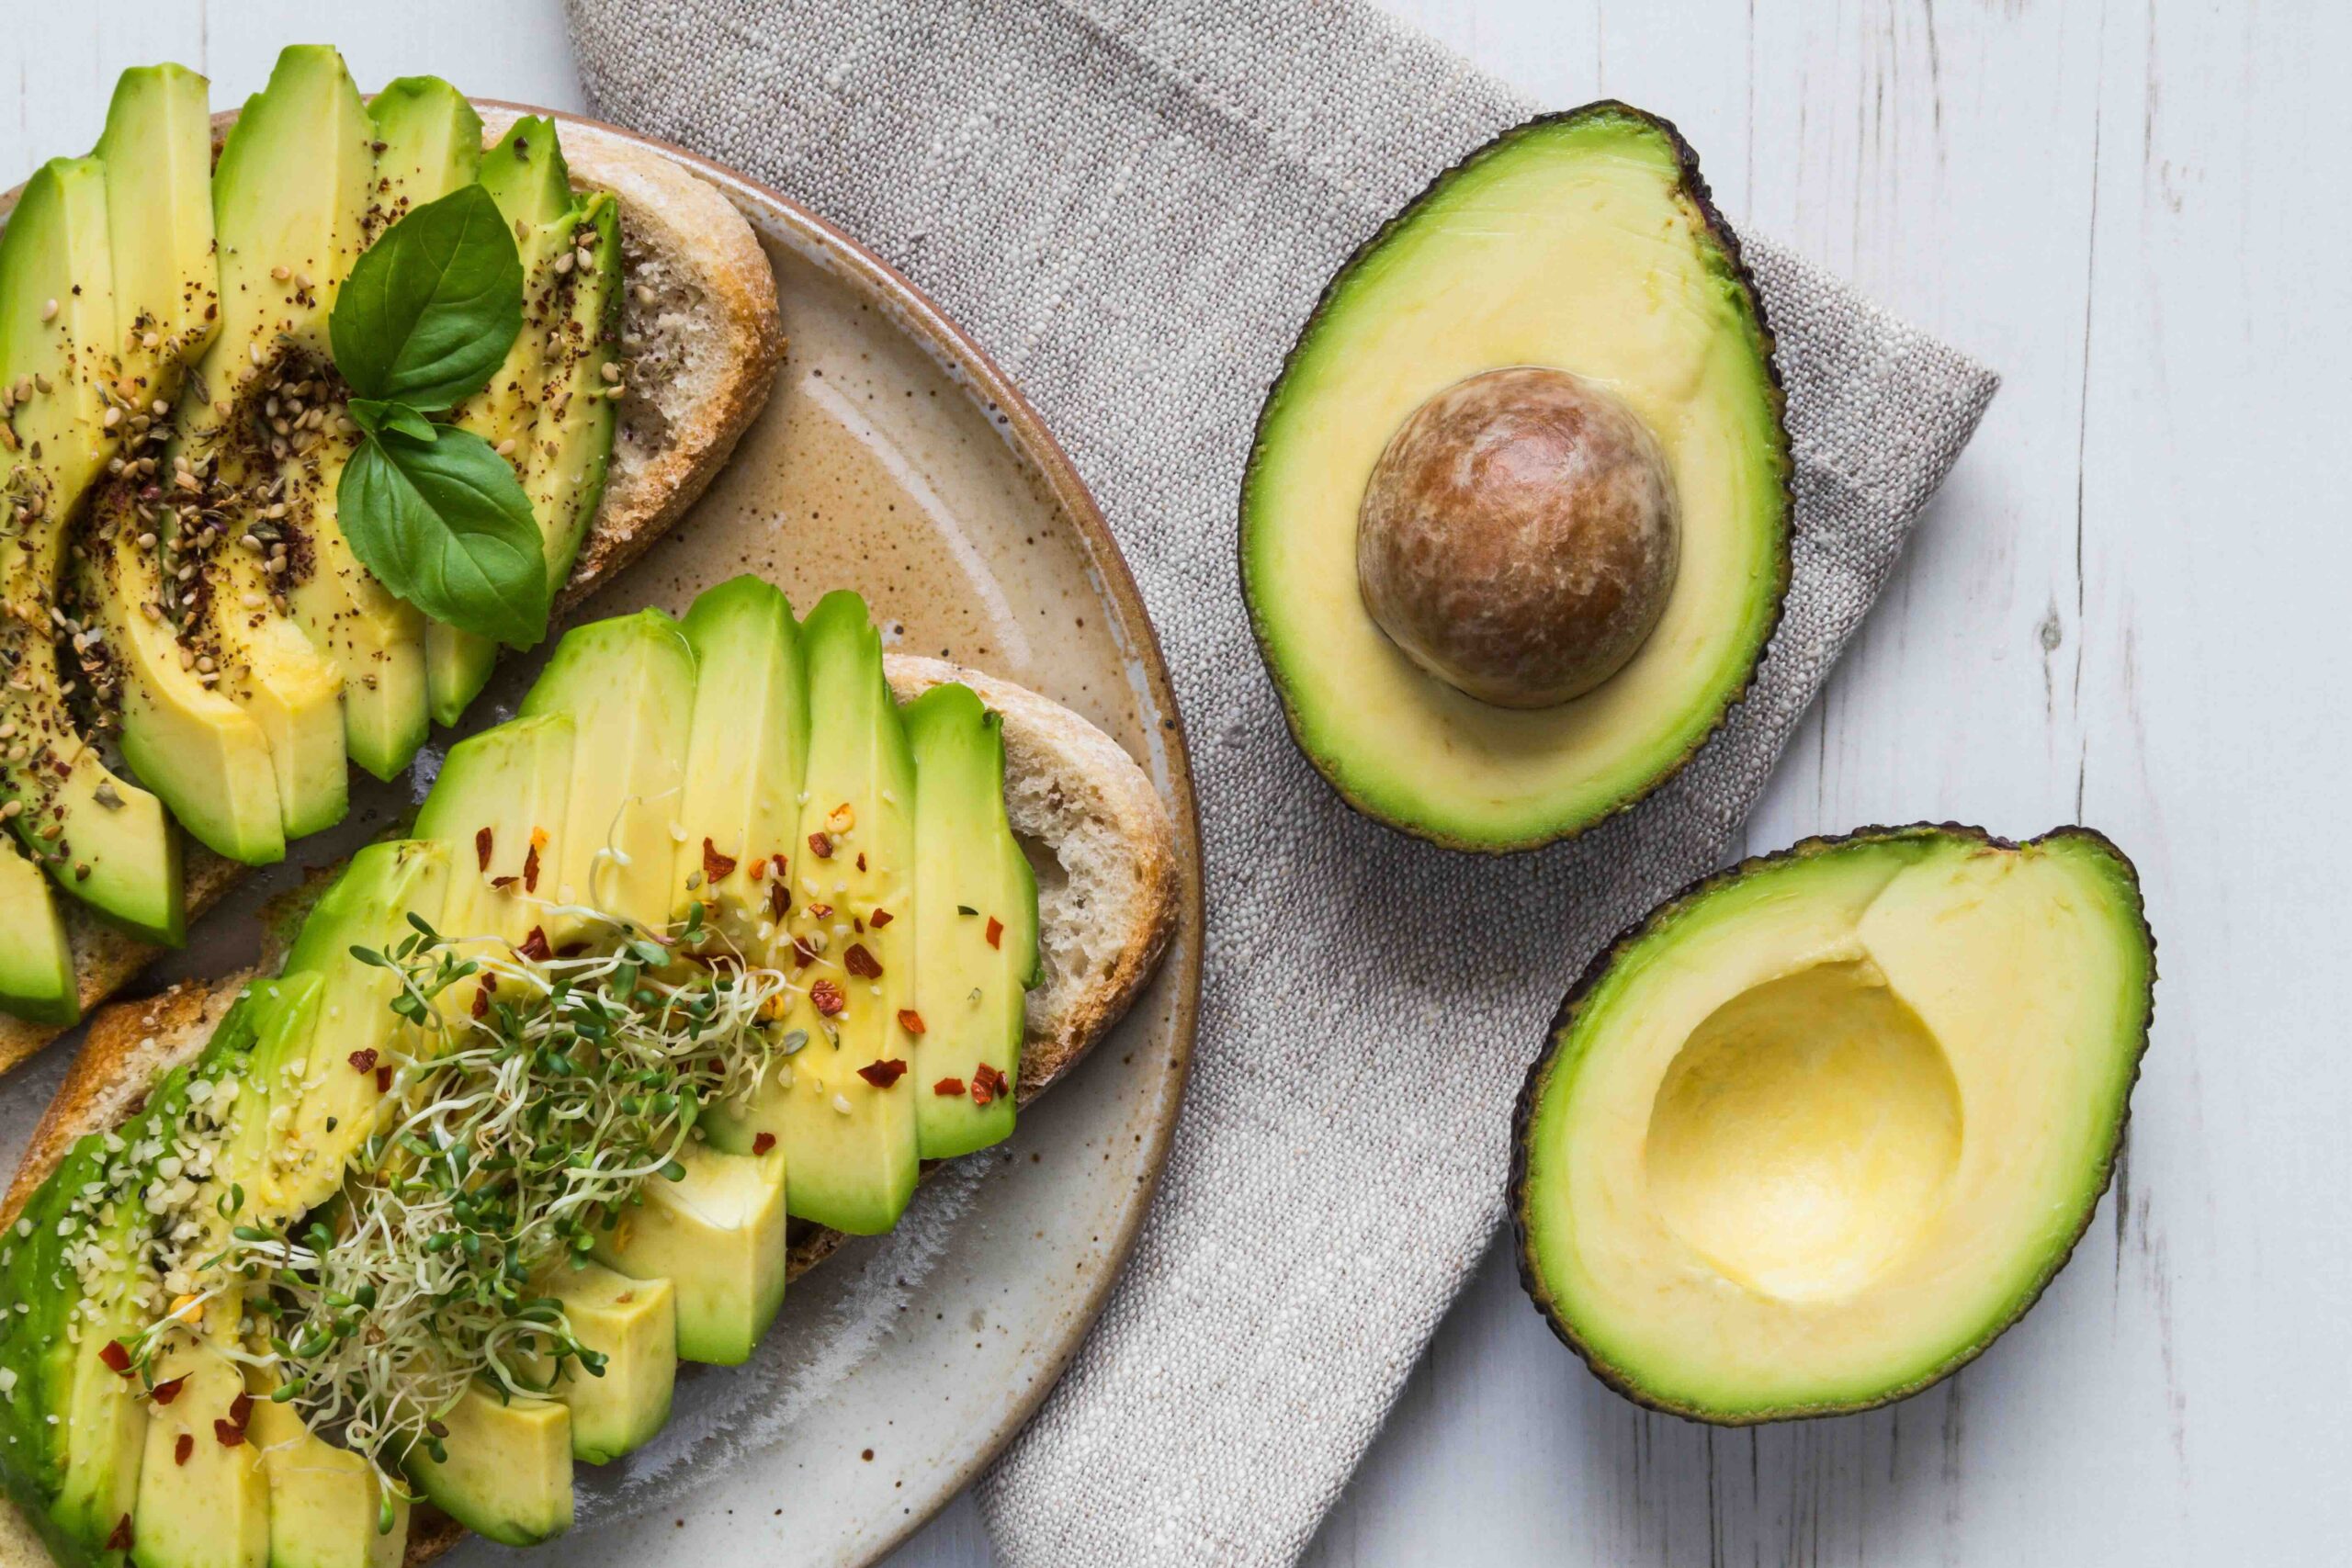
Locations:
517;926;552;963
106;1517;132;1552
933;1077;966;1097
772;852;789;880
522;839;542;893
856;852;866;872
348;1048;378;1074
491;874;517;890
376;1066;393;1092
752;1133;775;1156
843;942;883;979
986;917;1004;950
897;1009;926;1035
791;937;818;969
810;979;845;1016
856;1058;909;1089
808;831;834;860
971;1063;1010;1107
474;826;492;872
869;908;893;928
230;1393;253;1427
213;1418;245;1448
702;839;738;884
174;1432;193;1466
150;1375;187;1406
808;902;833;919
769;881;790;920
748;856;767;881
98;1340;130;1374
470;986;490;1021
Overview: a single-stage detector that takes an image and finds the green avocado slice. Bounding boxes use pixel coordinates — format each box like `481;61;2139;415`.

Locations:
902;682;1038;1158
248;1383;409;1568
404;1383;571;1548
278;76;481;783
592;1142;786;1367
426;116;580;727
703;592;918;1236
0;835;75;1024
1511;825;2155;1423
1240;103;1791;850
669;575;808;947
529;1261;676;1462
514;608;695;941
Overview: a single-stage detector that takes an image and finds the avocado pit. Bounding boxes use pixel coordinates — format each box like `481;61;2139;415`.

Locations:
1356;366;1679;709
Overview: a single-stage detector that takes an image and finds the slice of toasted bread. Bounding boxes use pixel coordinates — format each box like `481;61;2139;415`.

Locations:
0;107;786;1076
0;655;1178;1567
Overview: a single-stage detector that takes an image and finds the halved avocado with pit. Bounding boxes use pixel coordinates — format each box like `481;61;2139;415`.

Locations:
1240;103;1791;850
1511;825;2155;1422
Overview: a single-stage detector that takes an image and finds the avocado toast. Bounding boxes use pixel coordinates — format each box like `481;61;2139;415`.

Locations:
0;53;784;1068
0;587;1180;1567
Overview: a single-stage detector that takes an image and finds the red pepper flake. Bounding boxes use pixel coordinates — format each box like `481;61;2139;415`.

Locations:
897;1010;926;1035
752;1133;775;1156
522;840;542;893
517;926;552;963
230;1393;253;1427
971;1063;1010;1107
791;936;818;969
986;917;1004;950
481;973;498;993
808;902;833;919
768;881;789;920
174;1432;194;1466
702;838;738;884
933;1077;966;1097
106;1516;132;1552
213;1418;245;1448
150;1375;187;1406
810;979;845;1016
843;942;882;979
772;852;789;881
853;915;864;933
376;1066;393;1092
856;1058;909;1089
491;874;518;890
856;852;866;872
348;1048;378;1075
807;831;833;860
747;856;766;881
474;827;492;872
470;987;490;1021
869;908;893;928
98;1340;131;1374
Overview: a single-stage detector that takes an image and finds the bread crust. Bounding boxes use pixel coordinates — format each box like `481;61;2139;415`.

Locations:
0;104;786;1078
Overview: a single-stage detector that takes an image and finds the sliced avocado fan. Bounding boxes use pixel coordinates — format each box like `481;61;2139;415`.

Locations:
1512;825;2155;1422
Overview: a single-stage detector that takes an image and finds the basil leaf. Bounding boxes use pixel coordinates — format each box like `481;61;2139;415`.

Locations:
330;185;524;412
346;399;440;444
338;428;549;649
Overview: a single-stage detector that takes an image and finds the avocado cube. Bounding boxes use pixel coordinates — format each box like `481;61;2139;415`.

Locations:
405;1383;571;1549
593;1143;786;1367
133;1327;270;1568
249;1395;406;1568
535;1262;676;1464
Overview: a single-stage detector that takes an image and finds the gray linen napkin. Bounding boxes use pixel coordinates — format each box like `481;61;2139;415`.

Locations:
563;2;1999;1562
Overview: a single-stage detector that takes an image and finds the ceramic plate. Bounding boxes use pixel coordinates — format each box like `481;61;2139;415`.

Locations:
0;107;1201;1568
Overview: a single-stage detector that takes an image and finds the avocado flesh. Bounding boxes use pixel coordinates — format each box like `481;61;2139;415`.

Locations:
427;117;577;726
410;712;574;1026
670;575;808;945
404;1383;571;1548
704;592;918;1235
903;682;1037;1158
94;65;219;412
247;1393;406;1568
514;609;695;942
592;1142;787;1367
529;1262;676;1463
0;154;185;947
520;195;620;594
1512;826;2154;1422
1241;105;1791;850
163;43;371;840
268;839;450;1215
80;486;285;865
132;1319;270;1568
277;77;480;783
0;836;75;1023
203;971;327;1235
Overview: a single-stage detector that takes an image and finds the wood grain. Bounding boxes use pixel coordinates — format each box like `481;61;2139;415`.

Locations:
0;3;2342;1565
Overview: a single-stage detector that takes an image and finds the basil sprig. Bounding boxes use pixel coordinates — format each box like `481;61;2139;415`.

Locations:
330;185;549;649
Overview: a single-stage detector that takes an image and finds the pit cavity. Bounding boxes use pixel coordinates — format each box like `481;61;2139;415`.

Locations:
1643;959;1962;1302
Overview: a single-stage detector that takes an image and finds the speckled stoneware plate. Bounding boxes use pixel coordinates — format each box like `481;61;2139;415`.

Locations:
0;108;1201;1568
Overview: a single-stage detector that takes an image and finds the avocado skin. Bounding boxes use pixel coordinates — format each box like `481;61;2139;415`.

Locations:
1506;823;2158;1425
1238;101;1794;854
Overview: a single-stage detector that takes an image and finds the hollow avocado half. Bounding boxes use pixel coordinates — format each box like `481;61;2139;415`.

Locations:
1240;103;1792;851
1511;825;2156;1423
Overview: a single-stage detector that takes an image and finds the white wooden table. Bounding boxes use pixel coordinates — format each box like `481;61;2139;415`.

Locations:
4;3;2344;1563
